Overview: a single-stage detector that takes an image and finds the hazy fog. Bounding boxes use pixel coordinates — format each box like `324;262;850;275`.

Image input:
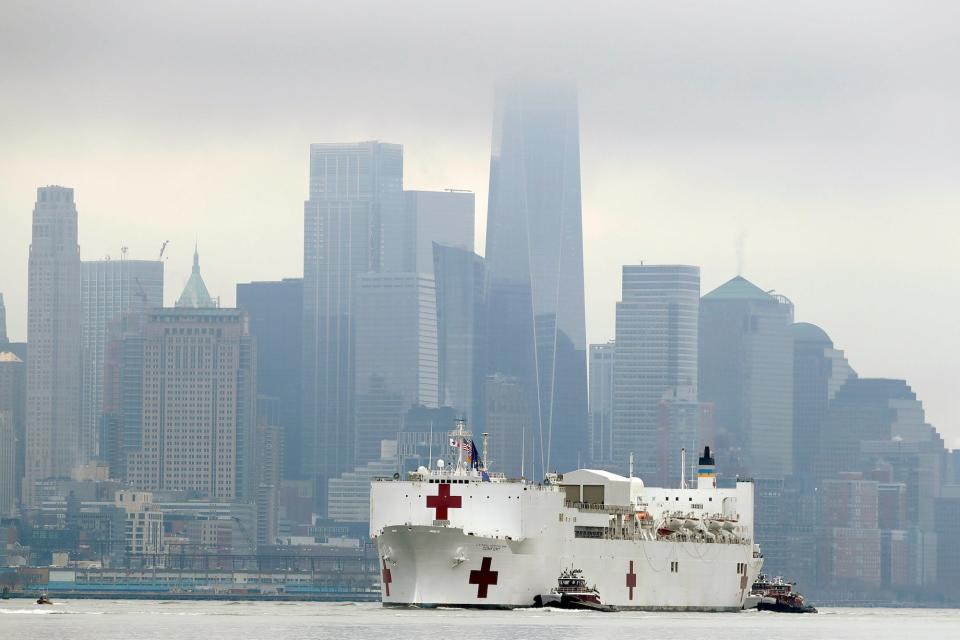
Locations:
1;1;958;444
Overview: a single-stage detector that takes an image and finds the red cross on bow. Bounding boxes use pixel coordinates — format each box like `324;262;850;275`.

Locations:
468;556;499;598
626;560;637;600
426;482;462;520
381;559;392;597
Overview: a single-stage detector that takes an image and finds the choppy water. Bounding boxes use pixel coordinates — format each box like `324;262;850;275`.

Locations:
1;600;957;640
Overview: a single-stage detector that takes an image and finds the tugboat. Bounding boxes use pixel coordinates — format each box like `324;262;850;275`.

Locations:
748;574;816;613
36;592;53;605
533;569;618;612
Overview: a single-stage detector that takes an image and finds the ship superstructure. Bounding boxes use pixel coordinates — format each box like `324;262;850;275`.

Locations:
369;420;763;610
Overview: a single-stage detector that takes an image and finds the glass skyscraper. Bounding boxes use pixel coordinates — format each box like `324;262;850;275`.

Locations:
484;81;587;475
433;243;485;426
81;258;163;463
699;276;795;479
237;278;303;480
302;142;402;512
612;265;700;479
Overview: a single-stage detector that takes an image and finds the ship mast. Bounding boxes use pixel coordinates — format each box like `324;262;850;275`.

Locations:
448;418;473;475
680;448;687;489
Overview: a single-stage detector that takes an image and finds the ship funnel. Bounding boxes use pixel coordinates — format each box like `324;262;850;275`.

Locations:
697;446;717;490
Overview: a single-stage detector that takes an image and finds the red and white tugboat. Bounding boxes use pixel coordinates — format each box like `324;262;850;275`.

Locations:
533;569;618;612
747;574;817;613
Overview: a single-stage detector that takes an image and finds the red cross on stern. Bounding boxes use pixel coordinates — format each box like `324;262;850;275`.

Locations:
626;560;637;600
381;559;392;597
426;482;462;520
468;557;499;598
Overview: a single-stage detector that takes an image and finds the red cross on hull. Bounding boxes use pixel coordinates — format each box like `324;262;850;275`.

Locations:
626;560;637;600
381;559;392;597
468;556;499;598
426;482;462;520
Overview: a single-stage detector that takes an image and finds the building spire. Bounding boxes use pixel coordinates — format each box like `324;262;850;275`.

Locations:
176;245;215;308
0;292;7;346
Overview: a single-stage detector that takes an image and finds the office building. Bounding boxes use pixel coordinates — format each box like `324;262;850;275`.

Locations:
433;244;485;425
792;322;855;482
101;313;148;481
699;276;794;478
237;278;303;479
404;190;475;275
588;342;615;469
612;265;700;478
127;252;256;500
0;410;14;516
354;273;438;465
25;186;82;506
81;258;163;462
255;424;282;545
303;141;402;512
484;373;528;478
0;318;26;513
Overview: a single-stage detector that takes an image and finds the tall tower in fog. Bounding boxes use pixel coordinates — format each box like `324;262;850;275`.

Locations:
302;142;403;512
484;81;587;474
24;186;82;505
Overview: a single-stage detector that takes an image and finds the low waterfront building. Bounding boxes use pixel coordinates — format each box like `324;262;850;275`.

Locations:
115;490;164;555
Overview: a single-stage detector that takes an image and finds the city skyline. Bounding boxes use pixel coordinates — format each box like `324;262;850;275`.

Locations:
1;3;958;450
0;3;959;608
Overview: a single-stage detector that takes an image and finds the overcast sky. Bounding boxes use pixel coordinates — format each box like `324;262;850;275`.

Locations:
1;1;958;445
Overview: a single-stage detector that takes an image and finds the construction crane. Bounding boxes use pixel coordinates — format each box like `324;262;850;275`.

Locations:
158;240;170;261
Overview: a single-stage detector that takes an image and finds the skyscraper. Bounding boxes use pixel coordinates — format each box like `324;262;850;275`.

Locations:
433;243;485;425
25;185;82;506
588;342;615;469
404;190;475;275
237;278;303;479
792;322;855;483
699;276;795;478
81;259;163;463
127;253;256;500
302;142;402;511
0;296;26;513
612;265;700;478
255;424;282;545
816;379;936;482
101;312;148;481
484;373;528;478
353;272;438;465
484;81;587;475
0;410;14;516
0;293;7;348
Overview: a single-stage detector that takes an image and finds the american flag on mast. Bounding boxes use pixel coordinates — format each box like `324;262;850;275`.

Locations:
466;440;482;470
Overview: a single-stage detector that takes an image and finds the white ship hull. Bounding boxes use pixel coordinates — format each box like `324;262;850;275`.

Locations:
376;525;761;610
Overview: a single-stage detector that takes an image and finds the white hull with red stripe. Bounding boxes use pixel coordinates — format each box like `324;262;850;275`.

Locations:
370;463;763;610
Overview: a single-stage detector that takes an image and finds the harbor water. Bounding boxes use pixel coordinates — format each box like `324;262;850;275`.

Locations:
1;600;957;640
